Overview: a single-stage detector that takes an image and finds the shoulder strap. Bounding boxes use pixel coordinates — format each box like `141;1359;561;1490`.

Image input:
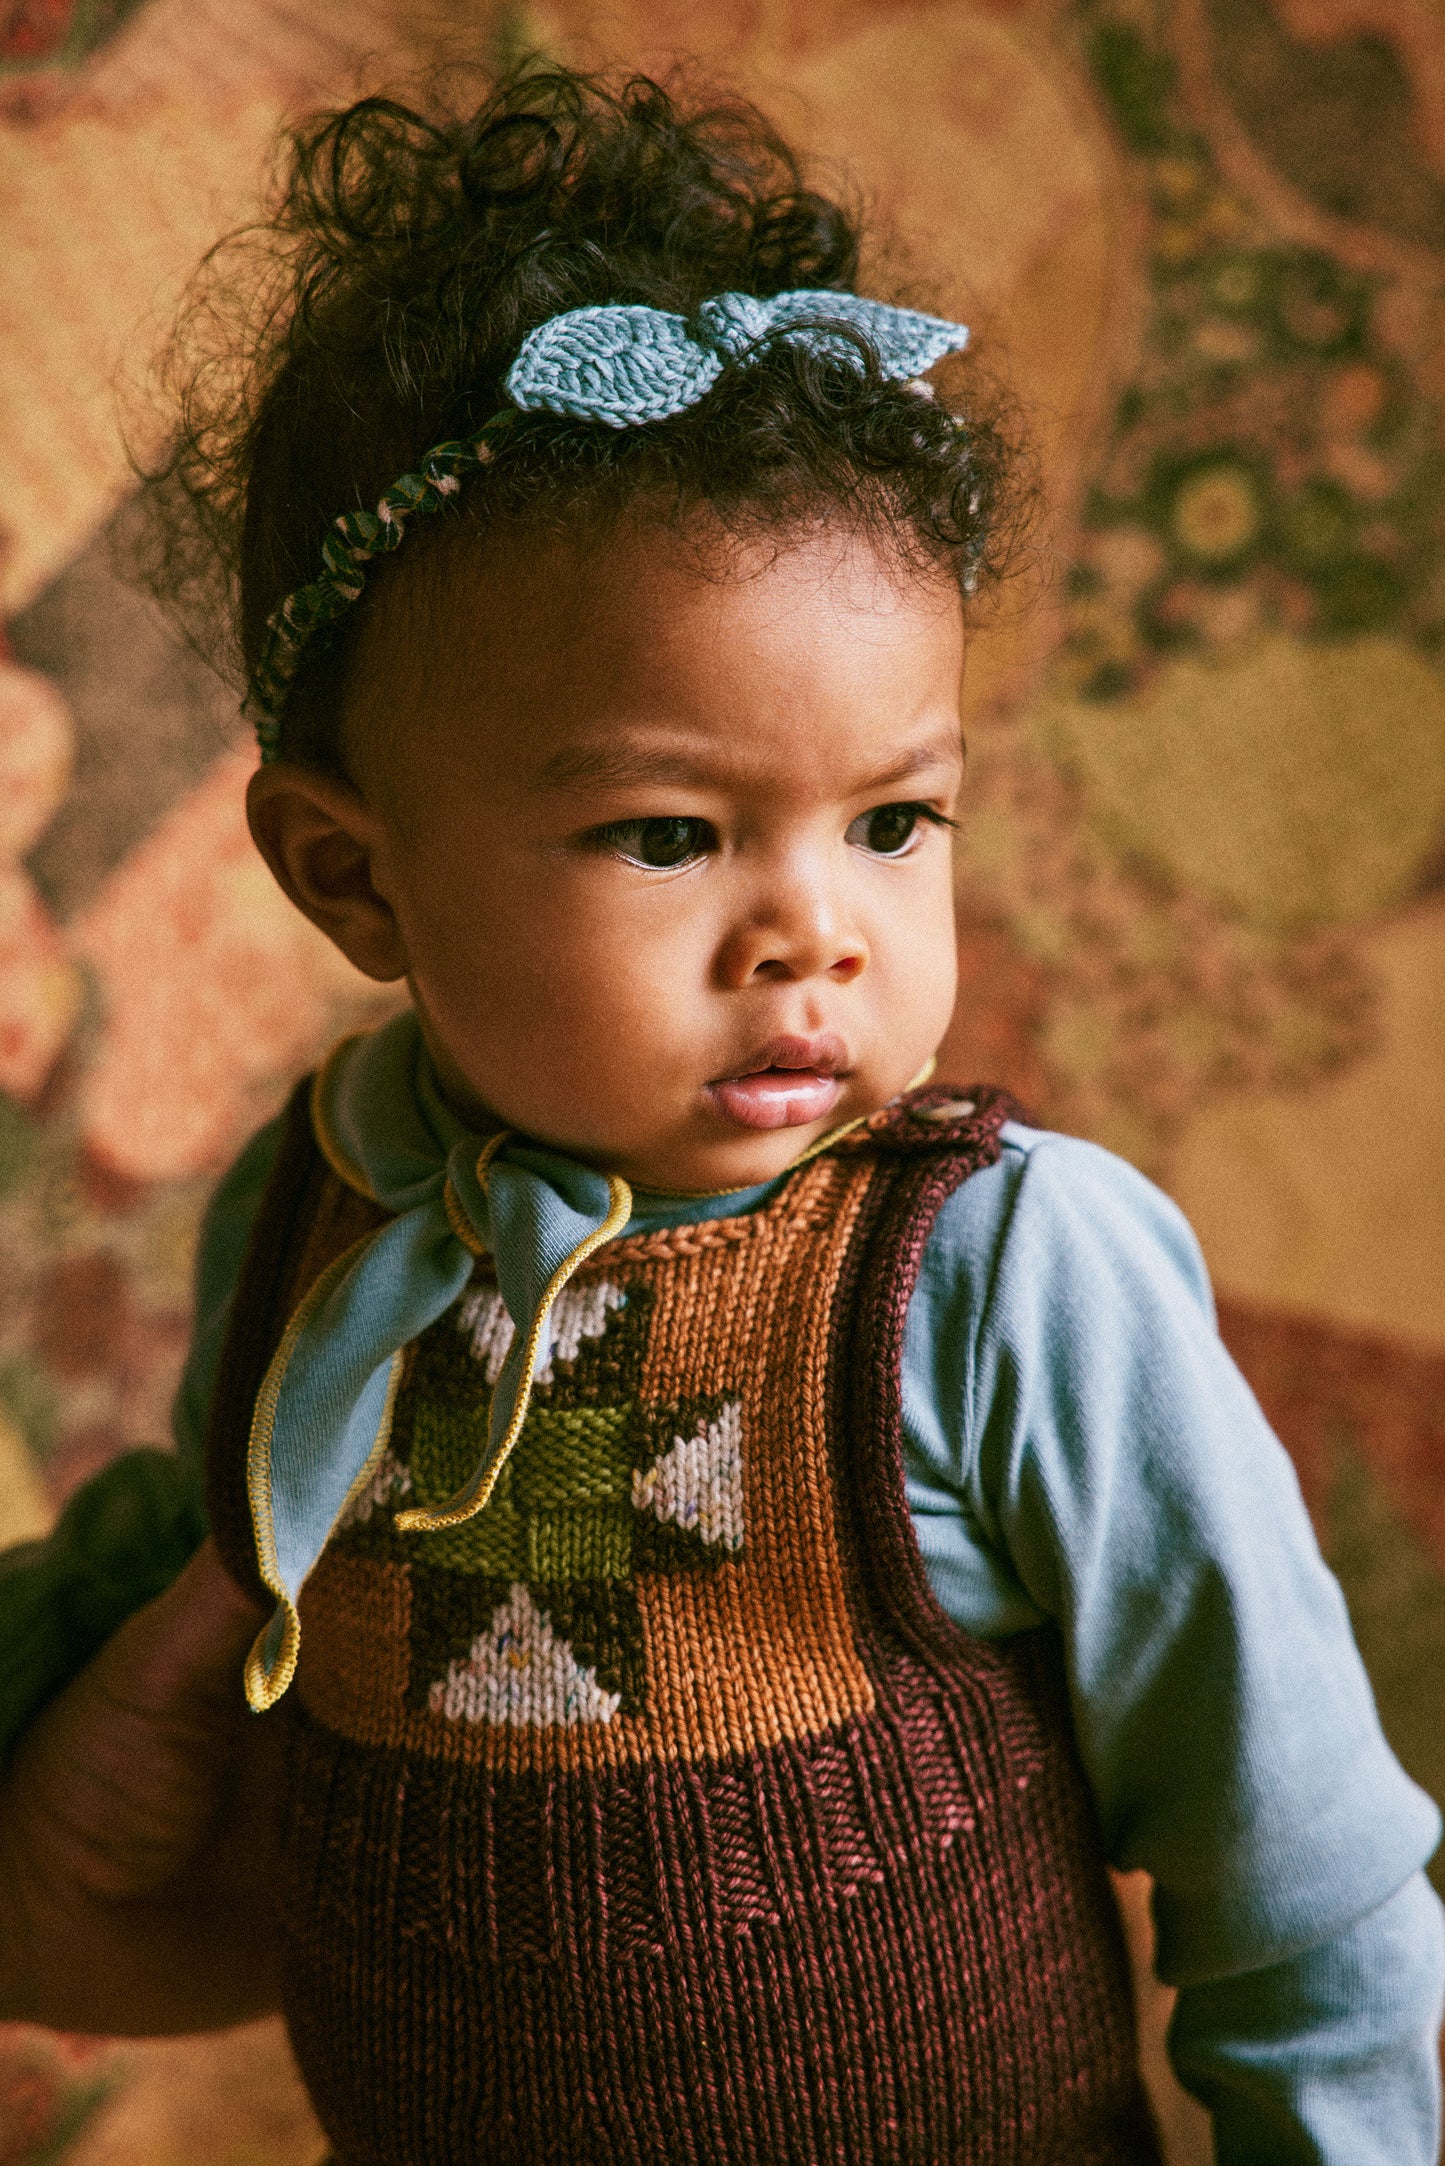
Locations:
828;1079;1021;1665
833;1079;1022;1160
204;1075;390;1599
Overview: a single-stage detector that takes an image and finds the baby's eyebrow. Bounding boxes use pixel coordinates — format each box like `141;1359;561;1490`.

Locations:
538;737;712;792
863;738;964;791
538;731;962;796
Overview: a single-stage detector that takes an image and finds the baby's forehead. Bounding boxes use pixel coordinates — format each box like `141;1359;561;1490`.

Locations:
422;504;958;675
420;496;952;619
349;518;966;805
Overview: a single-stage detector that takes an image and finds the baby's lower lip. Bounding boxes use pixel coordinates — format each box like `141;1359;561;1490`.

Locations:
706;1069;843;1131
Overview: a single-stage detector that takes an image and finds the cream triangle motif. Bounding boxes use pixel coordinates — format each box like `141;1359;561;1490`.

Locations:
337;1445;412;1528
457;1279;627;1386
428;1584;622;1727
632;1401;745;1551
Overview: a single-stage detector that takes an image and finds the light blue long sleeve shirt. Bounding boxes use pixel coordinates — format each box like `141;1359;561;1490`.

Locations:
4;1109;1441;2160
899;1125;1443;2163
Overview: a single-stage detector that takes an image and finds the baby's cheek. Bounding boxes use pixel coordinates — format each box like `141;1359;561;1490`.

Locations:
424;885;704;1114
872;882;958;1030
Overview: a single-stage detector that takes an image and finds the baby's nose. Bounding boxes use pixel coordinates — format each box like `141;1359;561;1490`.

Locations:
716;896;869;988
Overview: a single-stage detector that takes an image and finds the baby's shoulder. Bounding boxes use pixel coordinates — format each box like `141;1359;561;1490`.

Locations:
920;1117;1216;1343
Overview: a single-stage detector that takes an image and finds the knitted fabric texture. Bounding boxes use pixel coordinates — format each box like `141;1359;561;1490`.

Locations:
207;1082;1159;2166
246;289;969;750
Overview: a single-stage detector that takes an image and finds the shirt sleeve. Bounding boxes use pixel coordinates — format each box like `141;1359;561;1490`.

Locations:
0;1111;281;1765
1169;1873;1444;2165
900;1126;1443;2161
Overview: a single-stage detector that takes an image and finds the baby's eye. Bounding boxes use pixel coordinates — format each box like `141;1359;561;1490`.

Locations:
846;802;944;858
593;816;714;869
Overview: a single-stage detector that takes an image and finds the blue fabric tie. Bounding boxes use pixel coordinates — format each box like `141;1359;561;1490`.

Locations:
504;289;970;427
242;1014;630;1712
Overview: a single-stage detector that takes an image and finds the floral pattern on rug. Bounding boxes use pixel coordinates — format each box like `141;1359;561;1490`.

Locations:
941;0;1445;1167
0;0;147;74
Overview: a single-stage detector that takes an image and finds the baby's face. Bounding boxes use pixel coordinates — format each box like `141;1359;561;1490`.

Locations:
263;514;965;1195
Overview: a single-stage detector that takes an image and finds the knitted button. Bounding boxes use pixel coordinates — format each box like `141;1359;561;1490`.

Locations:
919;1098;977;1122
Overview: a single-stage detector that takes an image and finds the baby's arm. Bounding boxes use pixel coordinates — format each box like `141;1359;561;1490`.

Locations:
903;1128;1444;2164
0;1536;281;2033
1170;1874;1444;2163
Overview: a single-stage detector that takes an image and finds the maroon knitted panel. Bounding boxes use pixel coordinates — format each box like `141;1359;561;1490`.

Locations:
279;1697;1157;2164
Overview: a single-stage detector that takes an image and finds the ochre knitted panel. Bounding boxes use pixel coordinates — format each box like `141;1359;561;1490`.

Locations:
292;1149;878;1773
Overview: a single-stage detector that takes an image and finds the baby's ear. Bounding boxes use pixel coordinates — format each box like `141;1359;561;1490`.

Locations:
245;763;410;983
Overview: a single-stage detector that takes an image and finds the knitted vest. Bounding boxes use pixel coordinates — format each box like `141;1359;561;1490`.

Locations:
207;1080;1161;2166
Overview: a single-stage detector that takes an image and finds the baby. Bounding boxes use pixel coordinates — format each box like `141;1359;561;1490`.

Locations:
1;65;1441;2166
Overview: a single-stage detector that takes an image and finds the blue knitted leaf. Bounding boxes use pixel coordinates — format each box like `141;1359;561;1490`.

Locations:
745;290;971;378
506;304;723;427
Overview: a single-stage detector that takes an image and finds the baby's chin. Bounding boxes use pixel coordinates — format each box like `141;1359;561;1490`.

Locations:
430;1030;928;1195
590;1079;902;1199
622;1139;822;1199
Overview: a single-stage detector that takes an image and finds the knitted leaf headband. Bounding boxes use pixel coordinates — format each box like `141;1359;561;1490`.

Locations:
246;288;971;756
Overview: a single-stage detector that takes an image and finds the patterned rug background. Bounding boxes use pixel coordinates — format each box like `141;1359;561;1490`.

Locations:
1;0;1443;2160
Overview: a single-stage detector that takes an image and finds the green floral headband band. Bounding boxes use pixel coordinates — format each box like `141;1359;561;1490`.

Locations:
245;289;971;758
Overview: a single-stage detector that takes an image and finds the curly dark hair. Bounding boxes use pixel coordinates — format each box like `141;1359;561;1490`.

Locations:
140;63;1025;771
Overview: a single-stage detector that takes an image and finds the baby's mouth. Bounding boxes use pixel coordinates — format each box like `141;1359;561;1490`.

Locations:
705;1035;849;1132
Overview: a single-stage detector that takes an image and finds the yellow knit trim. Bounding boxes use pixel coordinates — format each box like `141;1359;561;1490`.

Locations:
440;1127;509;1254
396;1162;634;1537
442;1178;487;1255
242;1226;401;1711
309;1036;380;1202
